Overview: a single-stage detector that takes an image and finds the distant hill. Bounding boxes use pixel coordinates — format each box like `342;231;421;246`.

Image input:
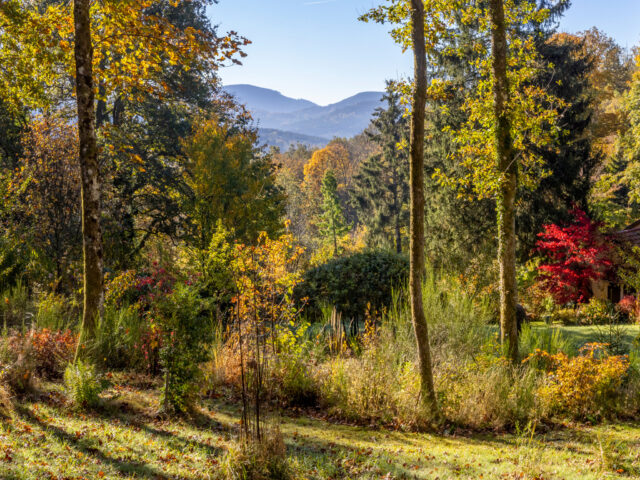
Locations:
223;85;383;147
258;128;329;150
224;84;318;114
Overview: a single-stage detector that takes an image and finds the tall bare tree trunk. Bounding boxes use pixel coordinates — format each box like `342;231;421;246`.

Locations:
395;214;402;254
409;0;437;409
74;0;104;357
489;0;518;363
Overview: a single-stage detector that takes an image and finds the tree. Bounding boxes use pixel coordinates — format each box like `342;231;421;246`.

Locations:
591;53;640;228
318;170;350;256
272;143;314;182
181;116;285;249
361;0;457;412
581;28;634;164
351;85;409;253
581;30;635;229
302;141;353;195
488;0;517;362
536;208;613;305
96;1;248;267
73;0;103;351
364;1;565;364
0;0;248;352
6;116;82;292
430;1;564;362
414;3;586;271
516;32;599;256
406;0;436;410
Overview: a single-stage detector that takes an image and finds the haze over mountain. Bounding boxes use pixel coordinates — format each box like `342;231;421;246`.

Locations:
223;84;383;149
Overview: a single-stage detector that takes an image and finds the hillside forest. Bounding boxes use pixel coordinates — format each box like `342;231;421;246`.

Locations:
2;0;640;479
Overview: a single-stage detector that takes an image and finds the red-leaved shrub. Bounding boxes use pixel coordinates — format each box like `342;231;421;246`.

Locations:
29;329;76;378
617;295;638;320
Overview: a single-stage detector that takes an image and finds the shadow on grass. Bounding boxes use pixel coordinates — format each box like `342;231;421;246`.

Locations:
14;405;211;480
285;429;487;479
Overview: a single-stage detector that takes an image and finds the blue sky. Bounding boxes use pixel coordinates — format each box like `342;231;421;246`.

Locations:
208;0;640;105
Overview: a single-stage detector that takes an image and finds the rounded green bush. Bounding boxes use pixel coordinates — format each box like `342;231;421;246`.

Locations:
296;250;409;322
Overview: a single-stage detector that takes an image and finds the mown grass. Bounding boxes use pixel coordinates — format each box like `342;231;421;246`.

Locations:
2;377;640;480
552;324;640;349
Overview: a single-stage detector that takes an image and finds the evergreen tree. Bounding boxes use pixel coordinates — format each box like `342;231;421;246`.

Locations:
421;0;596;268
517;32;599;254
351;85;409;253
319;170;349;256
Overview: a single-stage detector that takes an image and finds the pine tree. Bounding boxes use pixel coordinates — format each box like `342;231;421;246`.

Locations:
351;85;409;253
319;170;349;256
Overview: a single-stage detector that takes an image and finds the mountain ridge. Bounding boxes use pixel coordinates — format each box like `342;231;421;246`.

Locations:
223;84;384;148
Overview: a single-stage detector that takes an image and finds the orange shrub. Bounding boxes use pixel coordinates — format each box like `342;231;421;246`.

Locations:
29;329;77;378
527;343;629;419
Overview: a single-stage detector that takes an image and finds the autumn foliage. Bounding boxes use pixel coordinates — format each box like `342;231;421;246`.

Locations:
528;343;629;419
536;208;614;304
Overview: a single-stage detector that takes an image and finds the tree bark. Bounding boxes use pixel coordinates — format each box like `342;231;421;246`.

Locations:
409;0;437;410
395;214;402;254
489;0;518;363
74;0;104;357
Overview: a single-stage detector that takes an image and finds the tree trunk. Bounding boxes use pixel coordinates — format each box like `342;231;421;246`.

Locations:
395;214;402;254
409;0;437;410
489;0;518;363
74;0;104;357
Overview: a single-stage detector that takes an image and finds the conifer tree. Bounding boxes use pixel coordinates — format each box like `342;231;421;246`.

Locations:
319;170;349;256
351;85;409;253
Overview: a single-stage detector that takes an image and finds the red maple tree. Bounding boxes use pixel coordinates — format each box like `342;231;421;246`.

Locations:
536;208;614;304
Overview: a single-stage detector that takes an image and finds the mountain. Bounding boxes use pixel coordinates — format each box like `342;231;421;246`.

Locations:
223;85;384;148
224;84;318;114
258;128;329;150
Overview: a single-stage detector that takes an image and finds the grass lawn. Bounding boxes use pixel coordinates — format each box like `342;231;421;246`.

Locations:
1;377;640;480
529;322;640;353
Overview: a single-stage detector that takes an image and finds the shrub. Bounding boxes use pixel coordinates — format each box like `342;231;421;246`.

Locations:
218;428;290;480
269;322;319;406
64;361;105;409
530;343;629;419
535;208;613;304
103;265;177;375
30;328;76;378
0;331;35;395
296;250;408;322
578;298;619;325
617;295;638;321
104;270;139;309
157;284;212;414
1;328;76;380
551;307;579;325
